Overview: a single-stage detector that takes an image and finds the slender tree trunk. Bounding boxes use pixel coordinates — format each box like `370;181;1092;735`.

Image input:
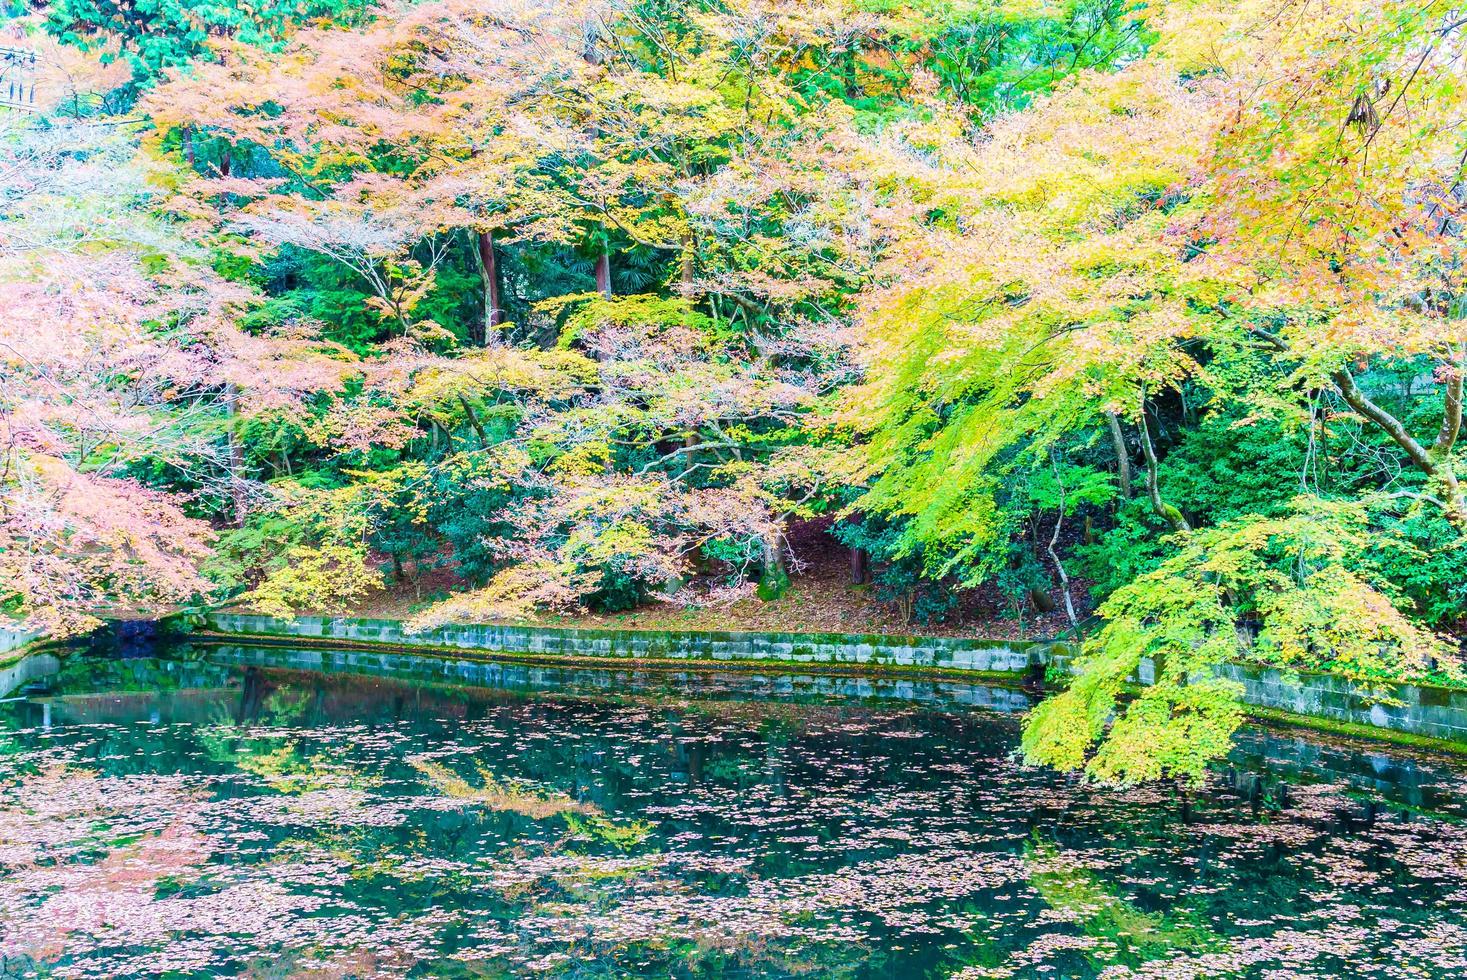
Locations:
1047;530;1078;629
476;230;503;344
1106;410;1133;500
225;384;247;527
850;547;869;586
583;25;614;302
680;229;696;292
898;589;915;625
1048;452;1080;632
1333;366;1467;526
457;394;489;448
1138;393;1190;532
594;249;612;299
1433;365;1462;455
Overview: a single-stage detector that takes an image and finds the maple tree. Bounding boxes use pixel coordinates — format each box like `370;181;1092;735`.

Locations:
849;0;1467;781
43;0;371;92
0;113;348;636
8;0;1467;784
127;0;888;621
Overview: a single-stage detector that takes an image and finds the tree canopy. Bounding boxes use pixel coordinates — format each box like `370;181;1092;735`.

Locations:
5;0;1467;782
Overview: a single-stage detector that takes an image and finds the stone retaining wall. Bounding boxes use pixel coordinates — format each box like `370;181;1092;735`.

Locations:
0;625;45;659
199;612;1467;745
1214;663;1467;743
204;642;1037;715
0;652;59;699
202;612;1065;673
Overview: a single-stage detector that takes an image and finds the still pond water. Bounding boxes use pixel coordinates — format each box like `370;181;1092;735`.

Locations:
2;642;1467;979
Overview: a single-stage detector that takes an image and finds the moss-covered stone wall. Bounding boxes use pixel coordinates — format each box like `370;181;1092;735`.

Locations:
199;612;1467;745
202;612;1067;673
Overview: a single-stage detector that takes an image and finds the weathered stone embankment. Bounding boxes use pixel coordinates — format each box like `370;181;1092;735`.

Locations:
195;611;1467;749
0;625;47;661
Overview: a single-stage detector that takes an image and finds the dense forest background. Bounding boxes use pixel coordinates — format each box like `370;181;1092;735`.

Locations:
4;0;1467;781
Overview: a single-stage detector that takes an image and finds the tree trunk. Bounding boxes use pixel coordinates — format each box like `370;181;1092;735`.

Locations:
1047;452;1080;632
757;530;789;600
594;249;612;299
1138;393;1190;532
762;531;786;576
584;25;614;302
680;229;696;293
1106;410;1133;500
1433;366;1463;456
1333;366;1467;526
476;230;503;344
850;547;870;586
457;394;489;448
225;384;247;527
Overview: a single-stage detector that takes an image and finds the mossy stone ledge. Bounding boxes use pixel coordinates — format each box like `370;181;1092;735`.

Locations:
199;612;1063;674
195;612;1467;747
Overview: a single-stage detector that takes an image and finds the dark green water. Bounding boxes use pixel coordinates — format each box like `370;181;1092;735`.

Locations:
2;643;1467;979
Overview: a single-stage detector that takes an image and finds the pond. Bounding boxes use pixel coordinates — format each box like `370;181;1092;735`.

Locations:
2;642;1467;979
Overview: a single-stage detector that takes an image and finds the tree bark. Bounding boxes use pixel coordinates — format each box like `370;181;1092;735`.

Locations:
583;25;614;302
1138;394;1190;532
850;547;870;586
457;394;489;448
762;531;786;576
680;229;696;292
1433;368;1462;455
1048;452;1080;632
476;230;503;344
1332;366;1467;526
594;249;612;299
1106;410;1133;500
225;384;247;527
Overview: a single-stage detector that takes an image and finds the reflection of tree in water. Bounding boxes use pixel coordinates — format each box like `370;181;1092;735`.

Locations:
411;755;651;850
1022;834;1222;971
3;653;1467;977
197;671;364;794
233;665;269;725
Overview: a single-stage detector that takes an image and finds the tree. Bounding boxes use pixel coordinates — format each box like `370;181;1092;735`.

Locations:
853;0;1467;782
1177;0;1467;528
42;0;371;91
0;116;347;635
134;0;882;621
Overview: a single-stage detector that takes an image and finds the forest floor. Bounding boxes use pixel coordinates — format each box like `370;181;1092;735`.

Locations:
343;519;1092;641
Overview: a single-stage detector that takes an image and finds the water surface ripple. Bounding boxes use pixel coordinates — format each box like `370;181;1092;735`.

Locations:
1;644;1465;979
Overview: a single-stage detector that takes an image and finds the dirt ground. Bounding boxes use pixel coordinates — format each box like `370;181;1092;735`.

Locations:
341;518;1091;640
